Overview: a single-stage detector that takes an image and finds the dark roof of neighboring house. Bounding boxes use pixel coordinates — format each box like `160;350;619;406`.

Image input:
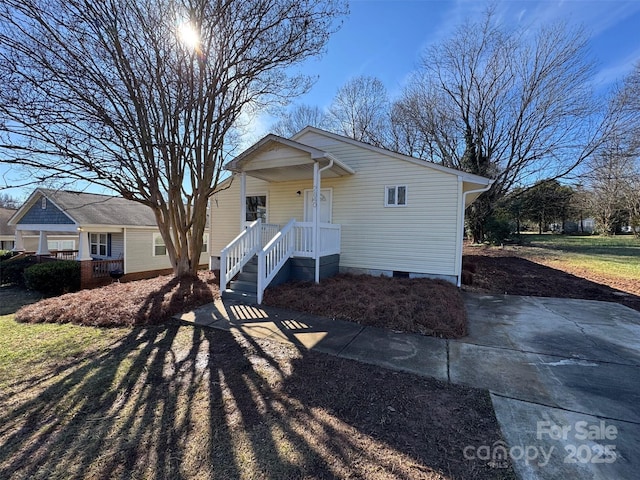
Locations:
0;207;17;236
12;189;210;229
14;189;158;227
43;189;159;226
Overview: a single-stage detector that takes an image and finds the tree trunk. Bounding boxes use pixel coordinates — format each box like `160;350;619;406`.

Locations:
466;195;493;243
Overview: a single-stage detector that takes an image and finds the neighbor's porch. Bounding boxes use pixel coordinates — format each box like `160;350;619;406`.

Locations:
12;227;124;288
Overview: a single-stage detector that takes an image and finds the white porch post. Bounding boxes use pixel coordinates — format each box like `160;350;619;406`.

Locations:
36;231;50;255
12;229;25;251
239;172;247;230
77;229;92;261
313;161;320;283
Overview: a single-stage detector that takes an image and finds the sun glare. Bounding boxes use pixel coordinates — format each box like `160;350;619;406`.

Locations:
177;21;200;51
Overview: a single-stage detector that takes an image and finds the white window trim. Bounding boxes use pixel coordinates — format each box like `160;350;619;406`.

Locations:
245;192;268;224
384;185;408;207
90;233;108;256
153;232;209;256
201;233;209;253
152;232;167;257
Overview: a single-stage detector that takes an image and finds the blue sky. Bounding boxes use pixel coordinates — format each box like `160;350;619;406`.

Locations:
287;0;640;110
3;0;640;200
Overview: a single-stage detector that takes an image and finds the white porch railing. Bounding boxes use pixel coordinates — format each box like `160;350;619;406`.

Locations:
292;222;341;257
257;218;296;304
221;219;341;303
261;223;281;247
220;219;262;291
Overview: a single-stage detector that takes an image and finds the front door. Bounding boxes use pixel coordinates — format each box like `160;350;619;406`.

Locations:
304;189;332;223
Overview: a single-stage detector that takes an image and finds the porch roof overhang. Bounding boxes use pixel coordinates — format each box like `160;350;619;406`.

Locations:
224;134;355;182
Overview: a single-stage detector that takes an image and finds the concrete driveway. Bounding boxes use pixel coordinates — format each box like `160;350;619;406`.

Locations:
178;293;640;479
457;294;640;480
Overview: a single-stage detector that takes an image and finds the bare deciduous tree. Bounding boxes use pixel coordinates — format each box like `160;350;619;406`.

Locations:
0;0;346;277
586;140;633;234
271;104;328;138
327;75;390;147
0;193;20;209
395;9;611;242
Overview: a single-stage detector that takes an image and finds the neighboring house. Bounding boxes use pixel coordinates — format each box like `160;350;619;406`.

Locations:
9;189;209;287
557;218;595;234
2;205;79;252
210;126;492;303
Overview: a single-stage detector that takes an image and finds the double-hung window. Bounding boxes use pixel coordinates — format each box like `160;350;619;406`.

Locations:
153;233;167;256
385;185;407;207
90;233;108;256
246;195;267;222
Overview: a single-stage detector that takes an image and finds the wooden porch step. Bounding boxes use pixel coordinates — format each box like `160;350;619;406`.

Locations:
243;259;259;273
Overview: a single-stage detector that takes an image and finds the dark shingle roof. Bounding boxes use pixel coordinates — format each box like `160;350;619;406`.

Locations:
0;207;17;235
39;189;158;227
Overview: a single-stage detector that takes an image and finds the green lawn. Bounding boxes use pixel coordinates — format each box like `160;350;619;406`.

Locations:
522;234;640;279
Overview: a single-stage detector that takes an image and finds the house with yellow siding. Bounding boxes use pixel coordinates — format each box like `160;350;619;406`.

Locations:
210;127;492;304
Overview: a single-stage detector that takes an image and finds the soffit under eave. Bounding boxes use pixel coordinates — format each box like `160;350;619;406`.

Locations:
243;162;352;183
228;138;354;181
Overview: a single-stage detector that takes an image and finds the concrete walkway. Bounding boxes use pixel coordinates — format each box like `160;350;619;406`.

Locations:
176;293;640;480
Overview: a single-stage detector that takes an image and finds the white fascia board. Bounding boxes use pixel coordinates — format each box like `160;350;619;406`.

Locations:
14;223;80;233
294;127;491;184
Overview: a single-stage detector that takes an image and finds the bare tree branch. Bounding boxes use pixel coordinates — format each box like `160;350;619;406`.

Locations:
0;0;347;276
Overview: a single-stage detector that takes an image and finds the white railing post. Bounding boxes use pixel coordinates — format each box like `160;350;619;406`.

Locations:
256;218;296;304
257;250;265;304
219;218;262;292
220;249;227;292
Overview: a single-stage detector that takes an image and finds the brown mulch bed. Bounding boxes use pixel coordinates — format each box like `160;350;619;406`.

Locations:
14;271;219;326
264;273;467;338
462;248;640;312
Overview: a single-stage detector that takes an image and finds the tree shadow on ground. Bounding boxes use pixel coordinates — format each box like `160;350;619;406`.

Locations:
463;255;640;312
0;315;514;479
0;286;43;315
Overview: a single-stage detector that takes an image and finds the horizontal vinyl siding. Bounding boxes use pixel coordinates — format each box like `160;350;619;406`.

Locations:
110;232;124;259
211;133;462;276
125;229;172;273
210;176;269;253
291;132;461;276
125;228;209;273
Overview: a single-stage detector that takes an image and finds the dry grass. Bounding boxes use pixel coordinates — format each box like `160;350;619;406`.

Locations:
15;271;219;327
0;316;515;480
264;273;468;338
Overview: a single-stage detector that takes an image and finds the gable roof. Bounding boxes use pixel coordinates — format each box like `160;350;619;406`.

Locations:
224;133;355;182
292;126;492;187
10;189;158;227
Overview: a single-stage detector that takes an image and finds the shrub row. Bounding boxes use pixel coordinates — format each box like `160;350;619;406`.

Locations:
0;257;80;294
24;261;81;295
0;257;36;287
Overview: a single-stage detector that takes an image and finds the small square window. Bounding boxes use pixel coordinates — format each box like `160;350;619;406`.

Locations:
385;186;407;207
